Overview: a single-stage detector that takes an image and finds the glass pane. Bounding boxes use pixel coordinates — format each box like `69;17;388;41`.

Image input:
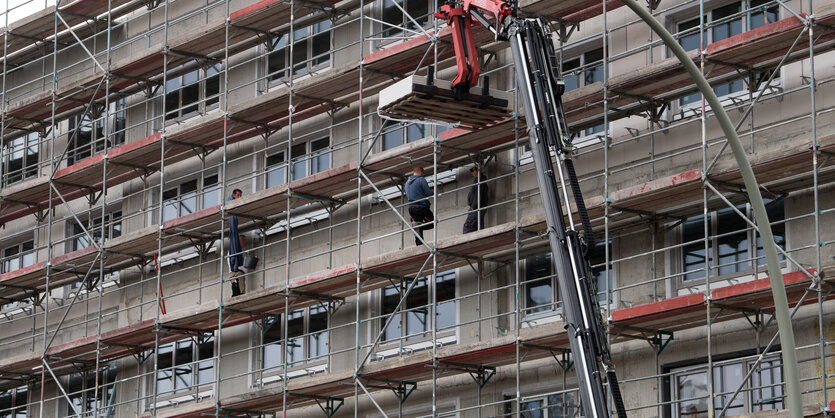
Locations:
677;371;709;416
263;316;282;370
182;70;199;86
750;359;783;411
548;392;579;418
181;83;200;116
756;200;785;264
678;18;701;51
21;241;34;268
268;47;287;81
293;40;308;75
198;337;214;385
525;254;553;312
590;241;613;302
312;33;330;67
311;139;329;174
291;143;307;180
683;214;710;280
521;400;543;418
382;128;402;150
712;2;743;41
404;278;428;339
266;152;286;188
714;363;745;415
174;341;194;392
165;90;179;120
406;0;428;29
382;0;403;37
381;286;402;340
583;49;604;86
750;0;779;29
715;206;748;275
309;306;328;359
406;123;425;142
206;74;220;107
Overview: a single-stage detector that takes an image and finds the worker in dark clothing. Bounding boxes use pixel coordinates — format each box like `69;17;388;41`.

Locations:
227;188;246;296
405;166;434;246
463;166;488;233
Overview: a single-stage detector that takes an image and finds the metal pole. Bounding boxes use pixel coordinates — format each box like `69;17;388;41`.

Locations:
618;1;802;416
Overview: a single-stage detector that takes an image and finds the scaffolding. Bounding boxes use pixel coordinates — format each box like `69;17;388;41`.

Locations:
0;0;832;416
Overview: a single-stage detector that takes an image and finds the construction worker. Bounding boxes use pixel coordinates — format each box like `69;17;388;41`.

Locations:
405;166;434;246
227;188;246;296
463;166;488;233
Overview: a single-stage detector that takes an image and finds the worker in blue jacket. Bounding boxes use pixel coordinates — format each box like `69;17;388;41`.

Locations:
227;188;246;296
405;166;434;246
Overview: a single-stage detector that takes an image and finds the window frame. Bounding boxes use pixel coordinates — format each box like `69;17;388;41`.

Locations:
65;365;117;417
0;385;28;417
378;119;448;152
159;174;220;223
68;211;123;252
151;335;215;408
163;64;221;123
674;0;781;112
677;199;786;286
1;240;35;274
266;20;332;86
1;132;39;186
665;351;784;417
67;98;127;166
258;305;330;383
379;271;457;346
379;0;434;41
562;47;607;139
523;241;614;319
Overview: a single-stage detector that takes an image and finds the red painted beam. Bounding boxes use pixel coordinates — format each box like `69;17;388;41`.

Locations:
611;293;706;324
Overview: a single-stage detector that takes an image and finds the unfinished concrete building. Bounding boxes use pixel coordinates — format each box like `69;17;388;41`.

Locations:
0;0;832;416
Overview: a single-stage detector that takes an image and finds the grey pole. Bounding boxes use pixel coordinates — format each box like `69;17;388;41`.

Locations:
618;1;802;416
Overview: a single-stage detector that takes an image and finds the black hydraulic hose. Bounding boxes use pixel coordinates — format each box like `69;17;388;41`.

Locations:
564;158;595;255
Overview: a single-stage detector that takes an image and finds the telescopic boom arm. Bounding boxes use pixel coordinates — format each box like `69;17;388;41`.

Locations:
435;2;627;416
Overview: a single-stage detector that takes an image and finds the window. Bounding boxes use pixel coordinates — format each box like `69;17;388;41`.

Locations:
161;175;219;222
381;0;431;38
70;212;122;251
524;242;613;315
262;305;329;374
515;392;579;418
668;354;783;417
381;271;456;341
0;385;27;417
266;152;286;188
524;253;557;315
677;0;779;106
68;98;126;165
681;200;785;281
563;48;606;137
267;21;331;81
589;241;613;303
2;132;38;186
380;121;448;151
1;241;34;274
66;365;116;417
164;65;221;120
155;336;214;400
289;138;330;181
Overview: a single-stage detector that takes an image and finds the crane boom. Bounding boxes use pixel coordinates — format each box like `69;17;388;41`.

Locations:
435;2;627;417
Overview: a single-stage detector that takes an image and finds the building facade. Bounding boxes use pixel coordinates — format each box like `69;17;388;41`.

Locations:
0;0;833;416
